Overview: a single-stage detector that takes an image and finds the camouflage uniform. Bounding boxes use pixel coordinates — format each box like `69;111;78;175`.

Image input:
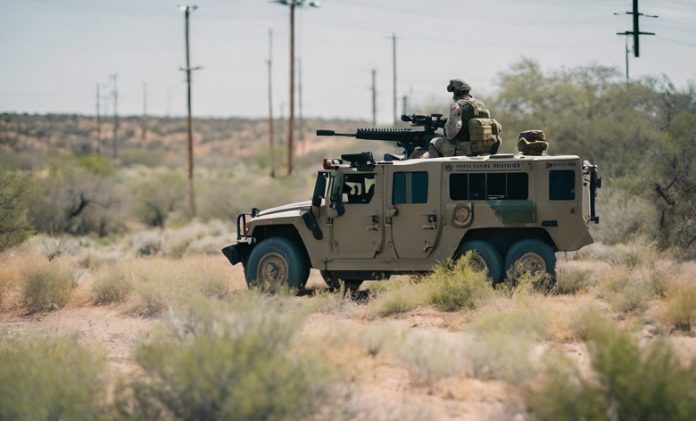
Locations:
429;78;493;158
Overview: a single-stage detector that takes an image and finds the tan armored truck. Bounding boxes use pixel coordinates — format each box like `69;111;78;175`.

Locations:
222;141;601;290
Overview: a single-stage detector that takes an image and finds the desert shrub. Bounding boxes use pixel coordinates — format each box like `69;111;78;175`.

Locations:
369;255;492;316
22;260;75;311
426;255;492;311
0;171;34;251
123;296;329;421
164;239;189;259
465;332;535;383
133;172;189;228
553;263;594;294
663;277;696;332
391;331;466;386
358;324;399;357
77;154;113;176
28;166;125;236
0;336;107;421
92;267;134;304
40;236;69;261
471;302;550;341
597;267;653;313
527;328;696;421
120;149;163;167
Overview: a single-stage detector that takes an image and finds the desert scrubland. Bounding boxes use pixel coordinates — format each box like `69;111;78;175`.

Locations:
1;60;695;420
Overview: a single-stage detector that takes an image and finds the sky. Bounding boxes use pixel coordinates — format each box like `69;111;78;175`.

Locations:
0;0;695;124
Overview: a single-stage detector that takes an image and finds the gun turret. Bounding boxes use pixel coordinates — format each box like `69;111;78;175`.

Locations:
316;113;447;159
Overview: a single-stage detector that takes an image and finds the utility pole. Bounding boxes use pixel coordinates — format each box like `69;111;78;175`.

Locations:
179;5;201;217
402;95;408;116
272;0;320;176
110;73;118;159
298;57;304;155
392;33;397;125
615;0;657;81
95;83;100;153
371;68;377;126
267;28;275;178
142;82;147;142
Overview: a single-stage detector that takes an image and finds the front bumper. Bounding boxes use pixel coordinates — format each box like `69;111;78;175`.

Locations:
221;241;251;266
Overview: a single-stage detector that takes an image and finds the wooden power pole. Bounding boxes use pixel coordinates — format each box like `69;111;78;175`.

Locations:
392;33;397;125
110;73;118;159
371;68;376;126
268;28;275;178
95;83;100;153
179;5;201;217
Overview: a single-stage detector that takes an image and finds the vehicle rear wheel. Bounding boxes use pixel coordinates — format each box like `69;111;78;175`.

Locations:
505;239;556;281
455;240;504;284
245;237;309;291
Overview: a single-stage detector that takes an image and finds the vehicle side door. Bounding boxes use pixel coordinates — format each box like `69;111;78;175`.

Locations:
386;163;442;259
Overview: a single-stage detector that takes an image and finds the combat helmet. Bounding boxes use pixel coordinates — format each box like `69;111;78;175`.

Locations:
447;78;471;93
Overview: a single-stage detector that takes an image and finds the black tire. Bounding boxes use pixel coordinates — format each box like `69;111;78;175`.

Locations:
245;237;309;290
505;239;556;281
455;240;505;284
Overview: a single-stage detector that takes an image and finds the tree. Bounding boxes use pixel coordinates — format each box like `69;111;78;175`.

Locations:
0;172;34;251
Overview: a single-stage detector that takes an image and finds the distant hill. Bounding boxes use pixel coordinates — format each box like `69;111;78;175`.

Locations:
0;113;377;166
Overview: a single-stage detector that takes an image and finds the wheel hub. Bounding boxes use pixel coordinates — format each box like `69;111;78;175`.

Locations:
469;255;488;272
517;252;546;275
257;252;289;286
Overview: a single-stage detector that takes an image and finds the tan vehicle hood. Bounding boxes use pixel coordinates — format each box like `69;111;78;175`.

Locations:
257;200;312;217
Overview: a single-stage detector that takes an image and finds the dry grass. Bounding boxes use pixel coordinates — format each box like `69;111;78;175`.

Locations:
22;258;76;311
662;274;696;332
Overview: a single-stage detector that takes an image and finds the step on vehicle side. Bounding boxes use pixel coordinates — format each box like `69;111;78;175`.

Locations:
222;151;601;290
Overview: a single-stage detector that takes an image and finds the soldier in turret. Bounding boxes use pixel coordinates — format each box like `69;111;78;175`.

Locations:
429;78;501;157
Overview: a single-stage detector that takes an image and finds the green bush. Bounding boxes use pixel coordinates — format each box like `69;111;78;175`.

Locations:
527;328;696;421
0;171;34;251
369;254;492;316
92;267;134;304
120;149;163;167
78;154;113;176
123;296;329;421
0;336;107;421
22;261;76;311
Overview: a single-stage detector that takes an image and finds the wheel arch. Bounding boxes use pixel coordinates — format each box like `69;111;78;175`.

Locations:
458;228;557;260
251;224;313;269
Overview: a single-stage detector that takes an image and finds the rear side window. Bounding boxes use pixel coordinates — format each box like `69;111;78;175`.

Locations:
393;172;428;204
549;170;575;200
449;172;529;201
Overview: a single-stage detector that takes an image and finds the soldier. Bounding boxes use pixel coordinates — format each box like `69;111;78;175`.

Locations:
429;78;501;157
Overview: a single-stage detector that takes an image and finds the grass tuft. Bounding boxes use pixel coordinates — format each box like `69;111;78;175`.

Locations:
527;327;696;421
663;276;696;332
92;266;134;304
369;254;492;316
22;260;76;311
0;336;107;421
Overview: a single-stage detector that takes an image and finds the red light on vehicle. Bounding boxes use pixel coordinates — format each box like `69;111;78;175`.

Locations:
244;221;250;234
322;158;342;169
570;208;575;215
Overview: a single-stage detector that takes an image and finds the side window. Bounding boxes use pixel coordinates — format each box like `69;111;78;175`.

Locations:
449;174;468;200
449;172;529;201
393;171;428;204
343;173;375;204
549;170;575;201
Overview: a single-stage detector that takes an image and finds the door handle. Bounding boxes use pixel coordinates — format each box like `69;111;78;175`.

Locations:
364;224;379;231
421;224;436;230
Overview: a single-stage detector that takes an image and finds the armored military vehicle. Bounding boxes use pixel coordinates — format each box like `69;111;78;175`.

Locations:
222;115;600;290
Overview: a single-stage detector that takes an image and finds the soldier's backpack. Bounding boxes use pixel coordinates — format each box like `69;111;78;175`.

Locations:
464;99;502;154
517;130;548;155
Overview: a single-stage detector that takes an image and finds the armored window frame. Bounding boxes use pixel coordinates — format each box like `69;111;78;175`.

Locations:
449;172;528;201
343;173;376;204
549;170;575;201
393;171;428;204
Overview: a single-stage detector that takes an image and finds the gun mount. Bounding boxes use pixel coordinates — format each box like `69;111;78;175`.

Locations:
317;113;447;160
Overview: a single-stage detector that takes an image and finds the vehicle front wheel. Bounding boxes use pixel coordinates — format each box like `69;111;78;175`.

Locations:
245;237;309;291
505;239;556;281
455;240;504;284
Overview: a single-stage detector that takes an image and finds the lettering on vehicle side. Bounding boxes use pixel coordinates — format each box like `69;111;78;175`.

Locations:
451;163;522;171
545;161;577;169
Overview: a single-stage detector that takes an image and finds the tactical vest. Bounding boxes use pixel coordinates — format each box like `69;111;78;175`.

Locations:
452;98;489;143
461;99;502;155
